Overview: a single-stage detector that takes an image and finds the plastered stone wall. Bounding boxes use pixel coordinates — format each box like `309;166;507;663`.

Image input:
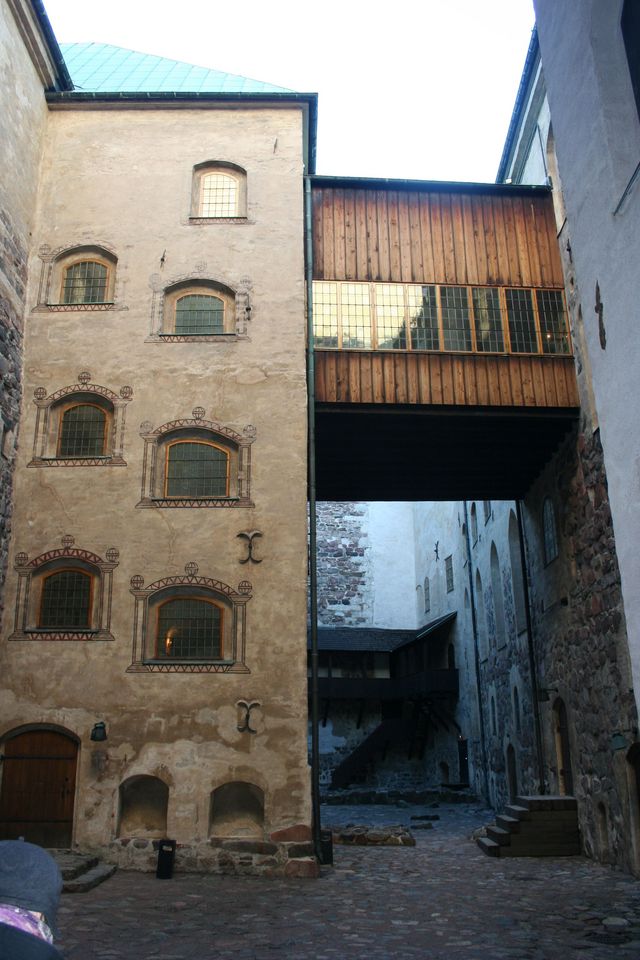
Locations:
535;0;640;725
0;102;312;863
0;0;52;618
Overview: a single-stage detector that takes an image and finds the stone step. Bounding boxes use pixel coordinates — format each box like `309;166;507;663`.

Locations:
499;841;581;857
496;814;521;832
476;836;500;857
486;825;511;846
504;804;531;821
53;852;100;881
515;795;577;811
63;862;117;893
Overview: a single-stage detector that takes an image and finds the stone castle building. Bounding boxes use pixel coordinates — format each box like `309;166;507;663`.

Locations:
1;0;640;878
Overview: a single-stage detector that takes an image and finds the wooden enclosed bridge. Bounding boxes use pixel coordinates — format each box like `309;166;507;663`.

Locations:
310;176;579;501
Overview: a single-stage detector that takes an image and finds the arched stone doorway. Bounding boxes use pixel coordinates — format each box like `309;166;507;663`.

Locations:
552;698;574;795
0;728;79;847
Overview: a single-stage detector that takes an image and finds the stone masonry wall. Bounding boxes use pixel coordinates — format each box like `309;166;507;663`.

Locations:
316;502;372;626
0;0;52;624
523;423;638;873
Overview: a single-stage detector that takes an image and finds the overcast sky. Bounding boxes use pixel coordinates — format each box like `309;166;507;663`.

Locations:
43;0;535;183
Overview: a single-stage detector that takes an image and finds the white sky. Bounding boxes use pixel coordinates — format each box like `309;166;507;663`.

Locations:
43;0;535;183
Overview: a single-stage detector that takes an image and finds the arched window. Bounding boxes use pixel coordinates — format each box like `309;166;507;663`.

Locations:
483;500;492;523
201;172;238;217
128;568;251;672
157;597;223;660
175;293;224;335
165;441;229;498
62;260;108;304
58;404;107;457
470;502;478;543
513;685;521;735
138;414;255;509
424;576;430;614
10;538;119;641
543;497;559;564
29;377;130;468
192;162;247;219
39;569;92;629
490;542;507;648
41;246;117;309
475;569;487;658
160;281;238;340
508;510;527;633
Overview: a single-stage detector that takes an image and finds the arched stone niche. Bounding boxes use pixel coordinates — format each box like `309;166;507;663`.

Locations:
118;775;168;837
209;781;264;838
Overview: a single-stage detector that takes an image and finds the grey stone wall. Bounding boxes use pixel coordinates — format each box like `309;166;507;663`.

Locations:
316;502;372;626
0;287;22;609
523;424;638;872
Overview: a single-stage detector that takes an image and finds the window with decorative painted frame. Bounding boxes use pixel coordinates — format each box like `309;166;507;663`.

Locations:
36;245;118;310
191;162;247;220
127;564;252;673
28;375;132;468
9;538;119;641
137;412;255;508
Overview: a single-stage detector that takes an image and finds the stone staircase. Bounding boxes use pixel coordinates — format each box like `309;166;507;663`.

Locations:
51;851;117;892
477;795;581;858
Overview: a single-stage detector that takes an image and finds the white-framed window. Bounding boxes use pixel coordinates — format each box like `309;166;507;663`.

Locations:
191;162;247;219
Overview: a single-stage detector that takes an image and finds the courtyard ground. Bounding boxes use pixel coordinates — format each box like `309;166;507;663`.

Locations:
56;801;640;960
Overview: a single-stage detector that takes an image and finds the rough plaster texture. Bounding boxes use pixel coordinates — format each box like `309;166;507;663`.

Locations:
0;102;312;862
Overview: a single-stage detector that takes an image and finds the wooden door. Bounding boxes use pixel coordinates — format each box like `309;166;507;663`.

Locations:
0;730;78;847
553;699;574;796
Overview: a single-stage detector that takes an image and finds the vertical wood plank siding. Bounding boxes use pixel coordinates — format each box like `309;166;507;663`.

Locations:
312;187;564;288
314;351;579;409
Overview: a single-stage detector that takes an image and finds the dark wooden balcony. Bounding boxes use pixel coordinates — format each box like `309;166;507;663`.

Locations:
310;177;580;501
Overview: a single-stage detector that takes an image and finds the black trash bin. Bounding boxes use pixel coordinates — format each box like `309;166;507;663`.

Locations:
320;829;333;866
156;838;176;879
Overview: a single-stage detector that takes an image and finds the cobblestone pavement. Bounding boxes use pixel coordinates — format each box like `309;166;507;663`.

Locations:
56;802;640;960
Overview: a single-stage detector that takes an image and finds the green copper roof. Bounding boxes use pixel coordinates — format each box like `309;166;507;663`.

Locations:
59;43;293;95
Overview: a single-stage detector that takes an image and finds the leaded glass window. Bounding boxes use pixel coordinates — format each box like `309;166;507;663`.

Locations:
445;555;454;593
157;598;222;659
58;405;106;457
200;173;238;217
441;287;472;351
175;294;224;335
40;570;91;628
376;284;407;349
312;282;339;347
472;288;504;352
165;441;229;497
62;261;108;304
537;290;570;355
341;283;371;348
506;289;538;353
410;285;439;350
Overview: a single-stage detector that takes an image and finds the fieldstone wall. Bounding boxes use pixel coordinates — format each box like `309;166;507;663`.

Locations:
522;423;638;873
0;290;22;608
107;823;318;877
316;502;372;626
